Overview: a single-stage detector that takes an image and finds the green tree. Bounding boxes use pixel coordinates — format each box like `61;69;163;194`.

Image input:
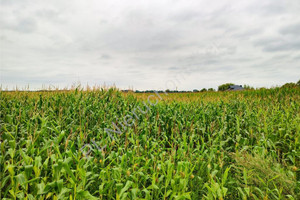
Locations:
218;83;234;91
243;85;254;90
200;88;207;92
297;80;300;86
208;88;215;91
281;82;296;88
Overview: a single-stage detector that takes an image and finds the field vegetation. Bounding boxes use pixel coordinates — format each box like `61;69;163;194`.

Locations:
1;87;299;199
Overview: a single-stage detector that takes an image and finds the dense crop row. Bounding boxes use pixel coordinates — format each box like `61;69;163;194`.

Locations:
0;87;299;199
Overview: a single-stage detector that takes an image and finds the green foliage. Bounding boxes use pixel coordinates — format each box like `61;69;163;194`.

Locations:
0;87;299;199
218;83;234;91
200;88;207;92
233;152;297;199
243;85;254;90
281;82;297;88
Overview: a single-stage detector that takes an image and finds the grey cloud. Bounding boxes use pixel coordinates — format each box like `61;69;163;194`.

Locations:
262;40;300;52
280;22;300;36
260;3;286;15
254;35;300;52
15;18;37;33
293;54;300;60
232;28;263;39
36;9;60;19
1;0;300;90
0;0;28;6
1;18;37;33
169;9;207;22
100;54;111;59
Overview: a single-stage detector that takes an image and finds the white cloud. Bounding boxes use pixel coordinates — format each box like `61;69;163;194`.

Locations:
1;0;300;90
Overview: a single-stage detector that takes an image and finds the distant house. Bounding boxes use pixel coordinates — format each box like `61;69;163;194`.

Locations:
121;89;133;93
227;85;244;91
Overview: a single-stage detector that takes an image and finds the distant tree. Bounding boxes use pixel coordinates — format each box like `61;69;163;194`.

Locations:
297;80;300;86
193;89;199;92
281;82;296;88
208;88;215;91
243;85;254;90
200;88;207;92
218;83;234;91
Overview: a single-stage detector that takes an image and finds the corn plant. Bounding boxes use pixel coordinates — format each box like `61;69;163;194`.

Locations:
0;87;299;199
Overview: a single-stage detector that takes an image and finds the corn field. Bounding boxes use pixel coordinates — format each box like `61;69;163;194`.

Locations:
0;87;299;199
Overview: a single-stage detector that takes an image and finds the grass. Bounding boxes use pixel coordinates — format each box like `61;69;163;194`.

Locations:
0;87;299;199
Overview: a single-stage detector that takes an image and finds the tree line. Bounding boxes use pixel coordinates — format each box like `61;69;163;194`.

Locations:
123;80;300;93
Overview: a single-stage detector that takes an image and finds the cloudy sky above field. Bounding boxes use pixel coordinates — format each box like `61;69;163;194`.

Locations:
1;0;300;90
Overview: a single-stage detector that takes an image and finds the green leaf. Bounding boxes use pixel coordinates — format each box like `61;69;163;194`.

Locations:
76;190;98;200
57;188;71;199
15;173;26;189
120;181;132;197
62;162;76;183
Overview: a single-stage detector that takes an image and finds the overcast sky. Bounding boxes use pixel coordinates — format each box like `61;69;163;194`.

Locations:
1;0;300;90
